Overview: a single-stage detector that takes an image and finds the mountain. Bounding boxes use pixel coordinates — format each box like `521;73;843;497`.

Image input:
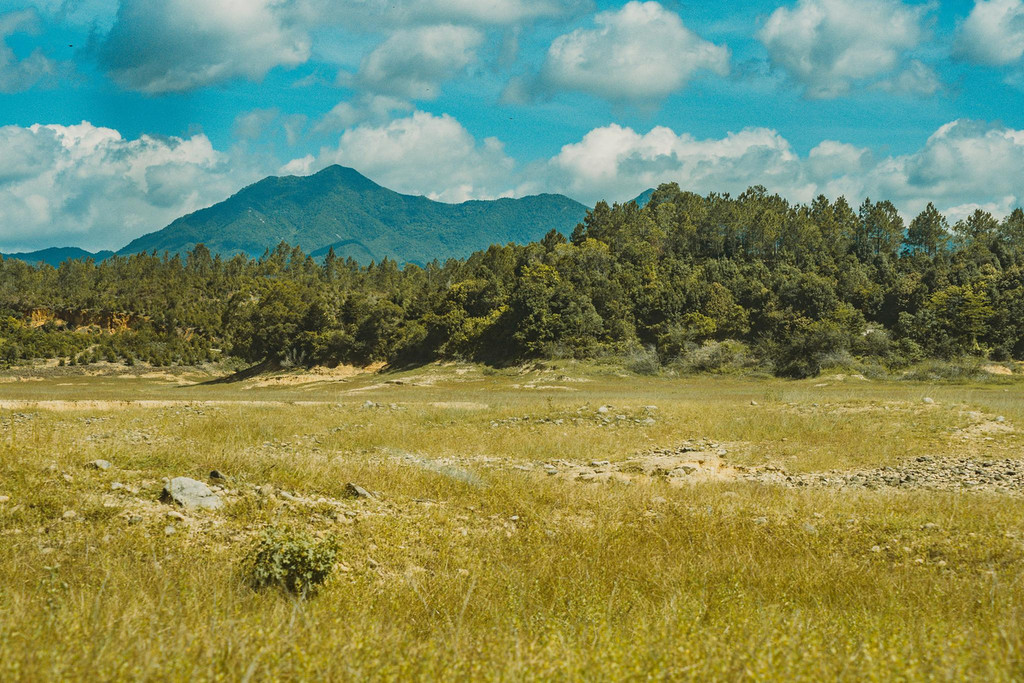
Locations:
1;247;114;267
632;188;655;208
118;166;590;265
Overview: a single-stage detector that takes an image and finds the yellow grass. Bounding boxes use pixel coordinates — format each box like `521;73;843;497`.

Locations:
1;362;1023;680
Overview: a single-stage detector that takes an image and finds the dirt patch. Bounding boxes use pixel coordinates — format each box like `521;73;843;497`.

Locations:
0;399;343;411
983;364;1014;376
430;402;489;410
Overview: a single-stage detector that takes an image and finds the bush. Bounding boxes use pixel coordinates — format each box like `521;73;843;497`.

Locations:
676;340;754;374
625;345;661;375
243;527;339;597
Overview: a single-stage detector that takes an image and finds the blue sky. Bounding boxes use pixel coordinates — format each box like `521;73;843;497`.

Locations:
2;0;1024;252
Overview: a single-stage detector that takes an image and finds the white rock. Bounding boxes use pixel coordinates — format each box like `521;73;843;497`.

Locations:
160;477;223;510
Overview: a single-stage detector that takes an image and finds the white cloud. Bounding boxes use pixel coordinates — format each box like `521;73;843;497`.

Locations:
97;0;311;93
0;9;65;93
954;0;1024;66
314;95;414;134
534;1;729;101
542;119;1024;220
757;0;927;98
288;111;515;202
877;59;943;96
310;0;587;27
544;124;809;205
0;122;263;252
349;24;483;100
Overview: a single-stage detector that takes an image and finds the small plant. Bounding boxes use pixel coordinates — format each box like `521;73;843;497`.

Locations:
243;526;339;597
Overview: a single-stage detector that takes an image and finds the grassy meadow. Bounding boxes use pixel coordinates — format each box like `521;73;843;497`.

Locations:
1;361;1023;680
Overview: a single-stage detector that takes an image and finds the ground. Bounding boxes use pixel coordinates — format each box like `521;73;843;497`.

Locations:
1;361;1023;680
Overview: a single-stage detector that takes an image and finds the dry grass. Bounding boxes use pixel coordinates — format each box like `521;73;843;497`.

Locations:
1;362;1023;680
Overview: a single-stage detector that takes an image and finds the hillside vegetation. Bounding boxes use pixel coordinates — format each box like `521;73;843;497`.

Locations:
1;184;1023;378
116;165;589;265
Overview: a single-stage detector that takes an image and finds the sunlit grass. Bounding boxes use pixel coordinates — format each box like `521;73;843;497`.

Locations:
0;362;1023;680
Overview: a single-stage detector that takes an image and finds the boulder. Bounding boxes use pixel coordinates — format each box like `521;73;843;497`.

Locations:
161;477;223;510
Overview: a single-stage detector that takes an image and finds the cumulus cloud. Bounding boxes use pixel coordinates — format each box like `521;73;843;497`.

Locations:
543;124;808;204
877;59;943;96
0;9;66;93
314;95;414;134
285;111;515;202
757;0;927;98
0;122;263;252
542;119;1024;220
311;0;587;27
97;0;311;93
954;0;1024;66
348;25;483;99
526;1;729;102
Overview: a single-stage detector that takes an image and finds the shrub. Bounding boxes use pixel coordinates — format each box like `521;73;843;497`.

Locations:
243;527;339;597
676;340;754;374
625;345;661;375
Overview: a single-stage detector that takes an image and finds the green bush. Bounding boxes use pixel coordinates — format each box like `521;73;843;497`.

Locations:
625;345;661;375
243;527;339;597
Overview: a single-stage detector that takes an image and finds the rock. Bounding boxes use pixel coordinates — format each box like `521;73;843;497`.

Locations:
644;405;659;412
160;477;223;510
753;516;768;525
870;545;882;553
164;525;177;536
127;515;143;524
922;397;935;405
209;470;227;480
166;510;186;521
996;416;1006;423
801;523;818;535
0;495;9;504
111;482;124;491
750;400;759;406
921;522;940;531
642;418;656;426
590;460;611;467
86;459;112;471
345;482;373;499
363;400;377;409
62;510;77;520
597;405;610;414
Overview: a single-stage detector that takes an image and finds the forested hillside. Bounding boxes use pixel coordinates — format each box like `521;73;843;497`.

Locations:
2;184;1023;378
117;165;589;264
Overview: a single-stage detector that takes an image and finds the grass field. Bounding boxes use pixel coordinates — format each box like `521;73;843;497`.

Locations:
1;361;1023;680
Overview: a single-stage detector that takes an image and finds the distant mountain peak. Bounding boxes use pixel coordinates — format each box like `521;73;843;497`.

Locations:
117;167;589;265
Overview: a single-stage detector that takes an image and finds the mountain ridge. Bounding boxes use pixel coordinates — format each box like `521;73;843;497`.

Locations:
116;165;591;265
3;168;656;267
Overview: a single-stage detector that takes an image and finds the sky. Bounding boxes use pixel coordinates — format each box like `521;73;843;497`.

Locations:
1;0;1024;252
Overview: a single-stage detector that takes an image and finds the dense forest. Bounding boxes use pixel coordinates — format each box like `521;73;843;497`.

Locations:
2;184;1024;378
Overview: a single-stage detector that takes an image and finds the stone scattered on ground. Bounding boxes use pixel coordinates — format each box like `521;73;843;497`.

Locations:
161;477;224;510
86;459;112;470
751;456;1024;495
345;482;373;499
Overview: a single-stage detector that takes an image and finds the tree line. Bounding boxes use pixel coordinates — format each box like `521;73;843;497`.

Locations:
1;183;1023;378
